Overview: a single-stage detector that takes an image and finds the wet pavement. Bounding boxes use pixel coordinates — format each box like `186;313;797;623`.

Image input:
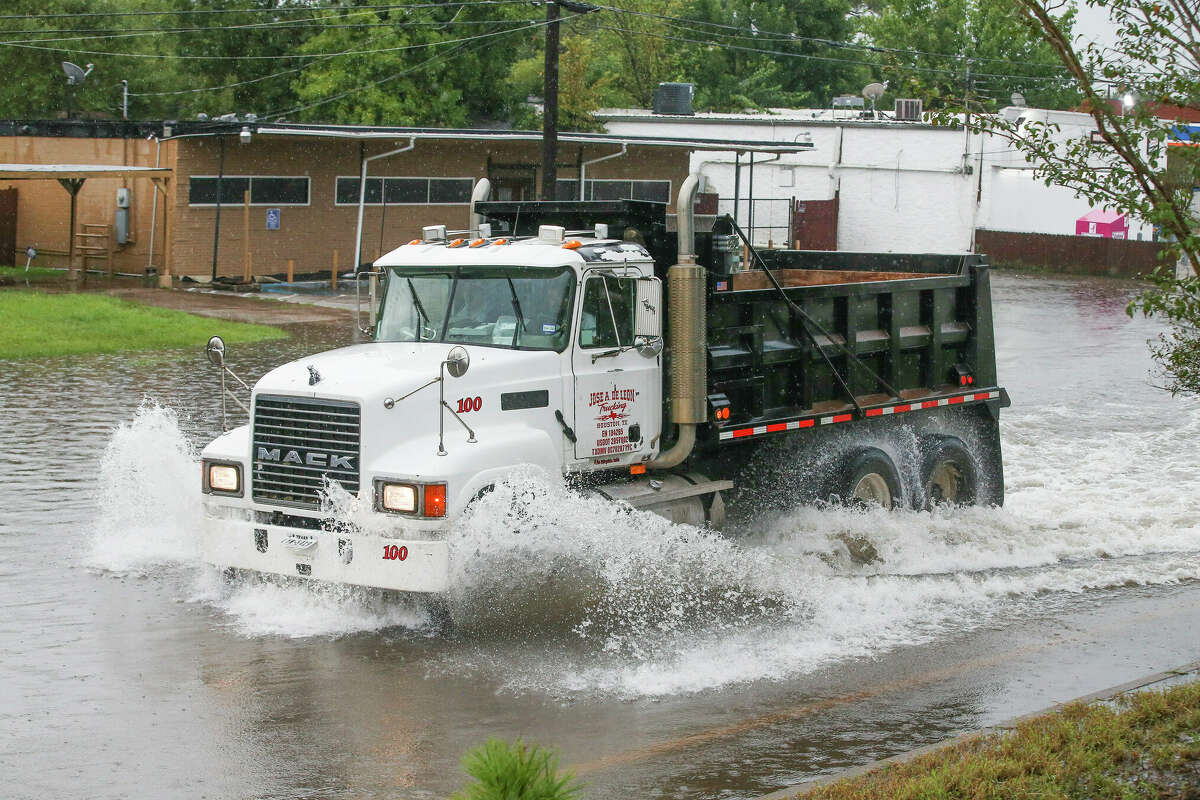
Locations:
2;271;1199;799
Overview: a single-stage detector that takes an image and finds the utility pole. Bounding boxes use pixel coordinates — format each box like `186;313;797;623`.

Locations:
541;1;560;200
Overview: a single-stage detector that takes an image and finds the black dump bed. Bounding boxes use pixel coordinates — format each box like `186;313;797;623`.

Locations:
475;200;1006;445
698;216;1002;442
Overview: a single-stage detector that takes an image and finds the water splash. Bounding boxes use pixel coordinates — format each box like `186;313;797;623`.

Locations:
88;401;201;573
86;395;1200;695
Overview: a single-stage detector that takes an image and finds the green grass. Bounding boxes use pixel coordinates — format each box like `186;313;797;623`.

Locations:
804;681;1200;800
0;291;286;359
0;265;66;283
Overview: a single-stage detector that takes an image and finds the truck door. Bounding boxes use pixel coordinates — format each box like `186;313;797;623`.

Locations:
571;269;662;465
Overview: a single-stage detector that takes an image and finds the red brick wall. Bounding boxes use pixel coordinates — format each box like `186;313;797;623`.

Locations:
974;228;1167;277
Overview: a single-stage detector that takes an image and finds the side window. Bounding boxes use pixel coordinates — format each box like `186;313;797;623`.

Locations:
579;275;635;349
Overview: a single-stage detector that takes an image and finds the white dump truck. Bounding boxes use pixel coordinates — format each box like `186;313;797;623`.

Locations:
199;179;1008;594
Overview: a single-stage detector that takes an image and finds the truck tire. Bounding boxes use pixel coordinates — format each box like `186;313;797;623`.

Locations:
919;435;978;507
833;448;903;509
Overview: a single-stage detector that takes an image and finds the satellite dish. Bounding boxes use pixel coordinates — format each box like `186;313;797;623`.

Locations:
61;61;94;86
862;81;888;101
861;81;889;116
1011;92;1027;107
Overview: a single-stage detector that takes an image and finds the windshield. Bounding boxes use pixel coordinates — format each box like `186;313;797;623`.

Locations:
376;266;576;352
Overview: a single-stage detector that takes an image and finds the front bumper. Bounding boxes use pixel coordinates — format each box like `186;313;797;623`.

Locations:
200;516;450;593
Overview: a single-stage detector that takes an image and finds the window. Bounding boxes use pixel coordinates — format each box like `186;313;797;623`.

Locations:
554;179;671;204
188;176;309;206
334;176;474;206
579;274;636;349
376;267;576;352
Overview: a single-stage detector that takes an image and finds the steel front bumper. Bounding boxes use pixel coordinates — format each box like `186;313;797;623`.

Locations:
200;517;450;593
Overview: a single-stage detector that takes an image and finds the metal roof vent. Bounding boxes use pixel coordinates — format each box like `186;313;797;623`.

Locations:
894;98;924;121
653;82;695;116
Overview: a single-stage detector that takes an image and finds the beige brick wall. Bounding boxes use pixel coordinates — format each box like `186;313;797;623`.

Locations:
0;136;168;273
0;131;689;279
171;136;689;278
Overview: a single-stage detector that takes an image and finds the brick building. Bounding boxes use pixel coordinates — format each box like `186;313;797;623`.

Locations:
0;119;737;280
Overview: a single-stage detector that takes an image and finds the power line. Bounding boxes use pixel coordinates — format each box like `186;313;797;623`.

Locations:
0;1;531;21
0;15;554;60
590;23;1076;85
590;3;1077;76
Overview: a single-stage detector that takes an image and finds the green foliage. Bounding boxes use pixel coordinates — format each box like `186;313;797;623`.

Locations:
0;291;285;359
864;0;1081;110
286;4;539;127
808;680;1200;799
678;0;862;112
452;738;583;800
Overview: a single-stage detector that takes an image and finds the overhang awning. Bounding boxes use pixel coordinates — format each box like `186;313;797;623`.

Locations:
0;163;172;180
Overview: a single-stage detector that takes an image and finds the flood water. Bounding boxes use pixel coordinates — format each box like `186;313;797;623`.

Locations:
2;272;1199;799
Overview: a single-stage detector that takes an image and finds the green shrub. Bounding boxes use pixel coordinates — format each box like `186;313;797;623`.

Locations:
452;738;583;800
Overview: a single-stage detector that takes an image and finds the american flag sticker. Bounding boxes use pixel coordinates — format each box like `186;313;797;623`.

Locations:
716;280;728;291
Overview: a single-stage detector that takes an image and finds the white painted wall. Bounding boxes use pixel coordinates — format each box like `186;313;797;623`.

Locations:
601;108;1154;251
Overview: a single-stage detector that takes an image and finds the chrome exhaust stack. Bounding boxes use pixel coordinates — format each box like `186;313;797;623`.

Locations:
648;173;705;470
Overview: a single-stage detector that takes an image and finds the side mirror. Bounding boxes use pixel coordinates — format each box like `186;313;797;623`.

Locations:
445;345;470;378
634;277;663;339
634;277;663;357
205;335;226;367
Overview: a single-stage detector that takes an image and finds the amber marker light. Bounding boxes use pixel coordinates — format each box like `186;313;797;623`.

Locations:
562;240;582;250
448;238;465;248
407;239;421;245
424;484;448;518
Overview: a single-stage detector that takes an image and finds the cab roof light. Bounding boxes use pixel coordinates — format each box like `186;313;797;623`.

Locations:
470;238;486;248
448;238;465;248
493;238;509;246
422;224;447;242
538;225;565;244
562;240;582;250
407;239;421;246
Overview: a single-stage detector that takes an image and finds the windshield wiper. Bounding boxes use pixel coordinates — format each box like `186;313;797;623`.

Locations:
406;278;433;338
505;277;527;347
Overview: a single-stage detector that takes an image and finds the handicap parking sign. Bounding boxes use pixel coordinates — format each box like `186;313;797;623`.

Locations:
266;208;281;230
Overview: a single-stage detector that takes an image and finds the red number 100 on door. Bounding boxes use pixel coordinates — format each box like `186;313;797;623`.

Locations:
456;396;482;413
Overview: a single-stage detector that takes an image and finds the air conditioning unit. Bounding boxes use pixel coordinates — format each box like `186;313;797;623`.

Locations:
894;98;923;121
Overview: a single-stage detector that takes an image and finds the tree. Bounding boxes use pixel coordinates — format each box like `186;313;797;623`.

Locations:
863;0;1081;110
964;0;1199;394
284;3;538;127
676;0;863;111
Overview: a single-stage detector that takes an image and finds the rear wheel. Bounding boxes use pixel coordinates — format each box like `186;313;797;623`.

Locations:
832;448;903;509
920;436;978;507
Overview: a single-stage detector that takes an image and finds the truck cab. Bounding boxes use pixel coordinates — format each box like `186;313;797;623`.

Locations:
199;223;673;594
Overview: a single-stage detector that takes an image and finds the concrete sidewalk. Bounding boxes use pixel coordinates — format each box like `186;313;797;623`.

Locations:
754;659;1200;799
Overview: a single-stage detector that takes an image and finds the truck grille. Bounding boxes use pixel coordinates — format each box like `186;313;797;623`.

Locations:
252;395;361;509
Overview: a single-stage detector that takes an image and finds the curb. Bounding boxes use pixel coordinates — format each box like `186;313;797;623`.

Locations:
752;659;1200;800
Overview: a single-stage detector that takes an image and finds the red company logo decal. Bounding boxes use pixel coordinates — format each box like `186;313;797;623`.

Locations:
590;385;638;457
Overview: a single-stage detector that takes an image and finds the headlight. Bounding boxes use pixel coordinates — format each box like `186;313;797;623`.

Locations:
380;483;417;513
204;461;242;495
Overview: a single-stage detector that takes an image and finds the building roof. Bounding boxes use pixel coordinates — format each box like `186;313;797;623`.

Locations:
0;118;812;152
595;107;941;130
0;163;171;180
1077;209;1125;224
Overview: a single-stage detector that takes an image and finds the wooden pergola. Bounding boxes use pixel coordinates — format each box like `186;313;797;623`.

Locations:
0;164;172;283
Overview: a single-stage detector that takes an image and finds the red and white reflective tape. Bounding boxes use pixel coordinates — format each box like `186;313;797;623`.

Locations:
718;390;1001;441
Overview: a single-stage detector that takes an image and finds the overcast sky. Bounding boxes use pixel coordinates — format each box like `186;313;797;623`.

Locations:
1072;2;1118;51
